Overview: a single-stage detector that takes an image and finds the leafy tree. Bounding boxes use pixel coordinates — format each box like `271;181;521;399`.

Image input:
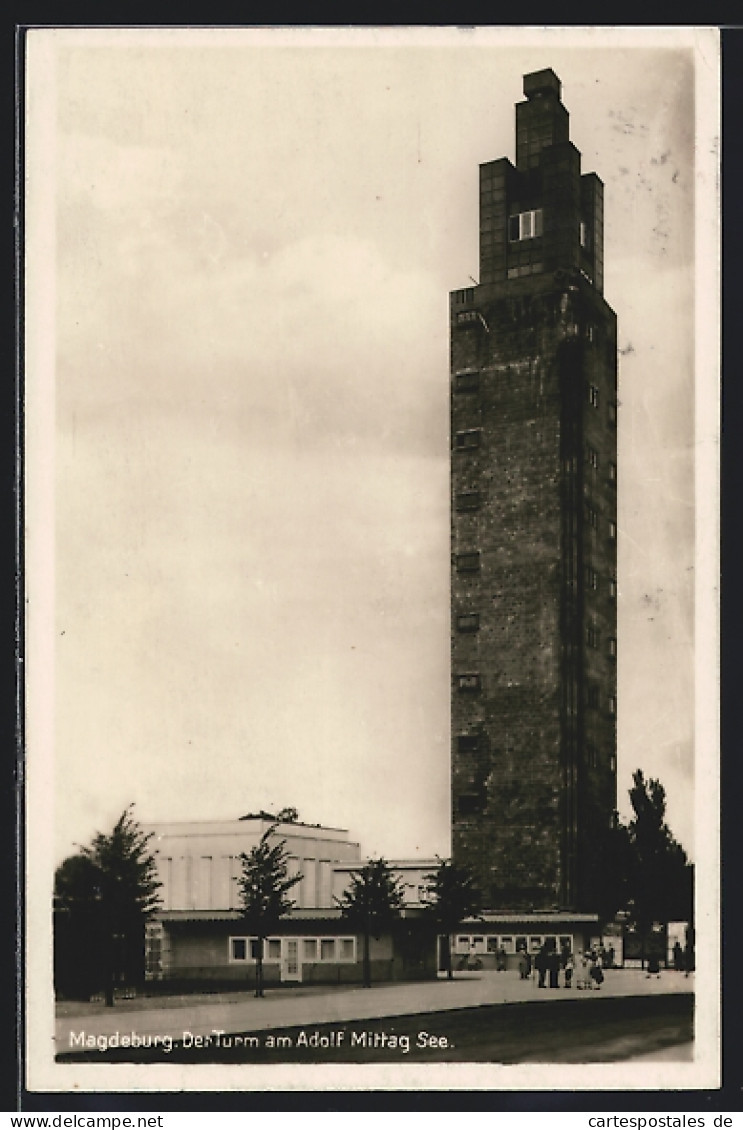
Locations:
238;824;302;997
420;858;482;979
54;805;161;1005
336;858;406;988
626;769;693;962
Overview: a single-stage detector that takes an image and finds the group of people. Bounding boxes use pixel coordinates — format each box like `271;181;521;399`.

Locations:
516;941;608;990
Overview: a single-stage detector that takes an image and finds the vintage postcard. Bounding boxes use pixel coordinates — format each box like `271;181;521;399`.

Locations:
23;25;720;1095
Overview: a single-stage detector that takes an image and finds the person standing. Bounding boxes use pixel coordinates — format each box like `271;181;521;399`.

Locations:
563;950;575;988
547;943;560;988
535;943;548;988
517;946;529;980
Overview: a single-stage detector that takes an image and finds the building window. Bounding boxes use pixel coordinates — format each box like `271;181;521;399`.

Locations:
608;696;616;716
608;462;617;486
303;938;318;961
457;673;481;692
320;939;336;962
587;743;598;768
610;754;617;773
608;400;617;426
586;624;599;649
587;445;599;471
455;551;480;572
580;220;591;249
339;938;355;962
231;938;246;962
456;613;480;633
454;287;475;305
456;490;482;511
454;371;479;393
609;575;617;599
454;429;482;451
608;637;617;658
585;566;599;591
588;384;600;409
608;520;617;540
508;208;543;241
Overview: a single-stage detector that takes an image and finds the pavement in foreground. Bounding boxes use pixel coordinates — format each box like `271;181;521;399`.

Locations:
55;969;693;1056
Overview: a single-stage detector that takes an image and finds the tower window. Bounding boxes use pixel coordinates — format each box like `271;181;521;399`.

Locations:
454;429;482;451
454;287;475;305
586;445;599;471
455;552;481;572
608;637;617;658
585;566;599;591
586;624;599;649
588;384;600;408
457;734;482;753
580;220;592;250
585;503;599;531
608;400;617;426
609;575;617;599
608;462;617;486
608;520;617;540
456;613;480;633
608;696;616;716
457;793;485;816
457;673;481;692
454;371;480;394
508;208;543;241
456;490;482;511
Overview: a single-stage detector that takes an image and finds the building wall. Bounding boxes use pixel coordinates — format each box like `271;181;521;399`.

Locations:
143;818;361;912
451;69;617;913
151;918;436;985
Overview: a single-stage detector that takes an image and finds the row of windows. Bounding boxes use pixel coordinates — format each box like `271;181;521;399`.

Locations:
454;933;574;955
585;503;617;539
507;263;543;280
585;686;617;714
586;746;618;773
454;565;615;599
586;626;617;656
588;384;618;424
585;446;617;483
585;568;617;598
229;936;357;964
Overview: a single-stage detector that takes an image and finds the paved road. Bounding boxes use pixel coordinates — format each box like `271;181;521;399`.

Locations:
55;969;693;1056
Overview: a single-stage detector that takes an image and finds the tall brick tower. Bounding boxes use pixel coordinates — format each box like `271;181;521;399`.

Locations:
450;69;617;913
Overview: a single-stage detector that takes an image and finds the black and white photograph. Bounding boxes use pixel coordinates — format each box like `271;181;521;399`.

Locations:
23;25;720;1094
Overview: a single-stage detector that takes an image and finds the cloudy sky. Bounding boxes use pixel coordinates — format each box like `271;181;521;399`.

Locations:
26;27;717;868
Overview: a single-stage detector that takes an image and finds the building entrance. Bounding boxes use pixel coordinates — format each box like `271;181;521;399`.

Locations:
281;937;302;982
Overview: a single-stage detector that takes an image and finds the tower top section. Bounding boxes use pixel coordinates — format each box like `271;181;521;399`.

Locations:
469;69;605;295
516;67;570;171
523;68;561;100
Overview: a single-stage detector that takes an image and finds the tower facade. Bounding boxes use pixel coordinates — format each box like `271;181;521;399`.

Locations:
450;70;617;912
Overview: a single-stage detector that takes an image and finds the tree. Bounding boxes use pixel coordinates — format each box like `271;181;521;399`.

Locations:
238;823;302;997
336;858;406;988
625;769;693;963
420;858;482;979
54;805;161;1005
